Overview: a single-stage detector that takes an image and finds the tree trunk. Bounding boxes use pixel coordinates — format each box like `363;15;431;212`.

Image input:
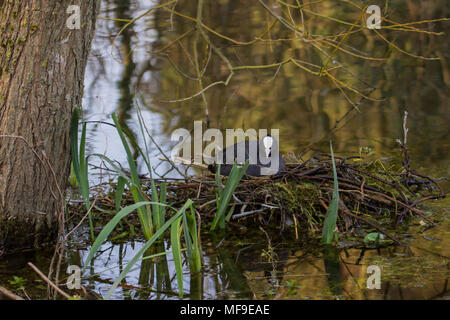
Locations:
0;0;100;254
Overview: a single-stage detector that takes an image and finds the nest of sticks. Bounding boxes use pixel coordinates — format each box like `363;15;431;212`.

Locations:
80;149;445;246
71;114;446;244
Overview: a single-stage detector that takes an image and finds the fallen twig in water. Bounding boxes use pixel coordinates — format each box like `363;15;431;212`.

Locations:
0;285;25;300
27;262;71;300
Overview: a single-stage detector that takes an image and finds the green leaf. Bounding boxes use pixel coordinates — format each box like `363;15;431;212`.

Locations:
105;199;193;299
108;114;154;239
183;205;201;272
158;183;167;229
225;204;235;222
211;161;249;231
170;216;183;298
70;108;81;190
321;141;340;244
70;107;93;239
9;276;26;287
84;201;173;268
115;176;127;212
364;232;385;244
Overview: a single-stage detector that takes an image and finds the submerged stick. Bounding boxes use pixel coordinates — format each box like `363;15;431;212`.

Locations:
27;262;71;299
0;285;24;300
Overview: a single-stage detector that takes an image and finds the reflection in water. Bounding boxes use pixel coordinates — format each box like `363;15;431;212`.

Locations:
115;0;139;159
0;220;448;300
136;0;448;172
323;246;343;298
137;244;172;299
79;223;448;300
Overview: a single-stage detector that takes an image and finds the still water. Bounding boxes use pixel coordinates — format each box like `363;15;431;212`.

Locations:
1;0;448;299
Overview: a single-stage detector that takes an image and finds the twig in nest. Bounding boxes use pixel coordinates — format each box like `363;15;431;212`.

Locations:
338;200;405;246
232;208;266;219
396;111;411;180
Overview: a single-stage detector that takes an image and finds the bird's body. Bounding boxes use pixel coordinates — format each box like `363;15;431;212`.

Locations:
207;136;286;177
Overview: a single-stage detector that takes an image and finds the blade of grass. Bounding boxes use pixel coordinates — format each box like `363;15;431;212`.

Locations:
170;216;183;298
105;199;193;299
70;108;93;239
134;102;163;233
112;113;153;239
225;204;235;222
84;201;173;267
115;176;127;212
92;152;151;238
210;160;249;231
79;122;90;207
157;183;167;230
215;163;223;206
321;141;340;244
183;205;201;272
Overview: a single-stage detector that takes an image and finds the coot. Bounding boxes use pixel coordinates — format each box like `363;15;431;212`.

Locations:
207;135;286;177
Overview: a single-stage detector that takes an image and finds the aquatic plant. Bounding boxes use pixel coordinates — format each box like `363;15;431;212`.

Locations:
210;161;249;231
78;111;168;241
171;203;202;296
70;107;94;239
71;109;169;241
72;110;202;298
83;199;200;298
110;113;154;239
321;141;339;244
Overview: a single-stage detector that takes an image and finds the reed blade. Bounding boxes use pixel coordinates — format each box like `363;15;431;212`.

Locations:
211;160;249;231
170;216;183;298
322;141;340;244
105;199;193;299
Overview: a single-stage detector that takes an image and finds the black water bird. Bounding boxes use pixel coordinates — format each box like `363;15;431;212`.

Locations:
207;135;286;177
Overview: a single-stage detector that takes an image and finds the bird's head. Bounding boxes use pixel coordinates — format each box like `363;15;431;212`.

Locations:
262;135;273;158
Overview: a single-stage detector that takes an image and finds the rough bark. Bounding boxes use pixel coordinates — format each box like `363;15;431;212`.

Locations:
0;0;100;254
